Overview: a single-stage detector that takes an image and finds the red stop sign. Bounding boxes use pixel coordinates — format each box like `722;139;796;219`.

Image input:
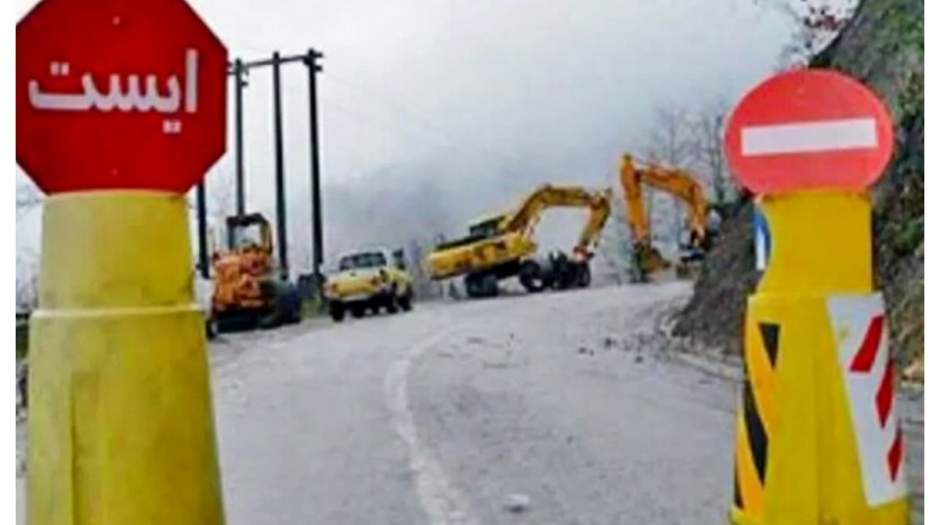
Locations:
16;0;228;194
724;69;894;194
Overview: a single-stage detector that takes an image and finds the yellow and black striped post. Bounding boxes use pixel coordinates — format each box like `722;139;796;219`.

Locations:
730;192;908;525
733;318;777;512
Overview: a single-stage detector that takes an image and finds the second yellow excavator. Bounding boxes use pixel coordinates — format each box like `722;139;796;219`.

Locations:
425;184;612;298
618;154;715;280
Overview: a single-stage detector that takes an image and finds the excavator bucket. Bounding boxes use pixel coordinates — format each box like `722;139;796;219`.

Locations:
634;243;671;281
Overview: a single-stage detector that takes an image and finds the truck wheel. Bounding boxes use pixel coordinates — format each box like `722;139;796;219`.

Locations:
218;310;259;332
576;263;591;288
481;274;499;297
351;305;365;318
286;293;303;324
465;273;499;298
259;313;282;330
289;306;302;324
205;316;219;340
519;260;546;293
464;274;484;298
263;279;303;325
329;303;346;322
385;294;399;314
398;291;413;311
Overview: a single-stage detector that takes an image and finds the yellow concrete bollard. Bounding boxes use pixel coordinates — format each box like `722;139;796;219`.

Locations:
730;192;908;525
28;191;225;525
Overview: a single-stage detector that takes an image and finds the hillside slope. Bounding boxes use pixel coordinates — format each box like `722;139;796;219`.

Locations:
672;0;924;375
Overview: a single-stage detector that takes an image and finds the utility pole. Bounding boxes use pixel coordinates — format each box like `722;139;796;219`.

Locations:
227;48;325;287
233;58;247;217
304;48;325;297
271;51;289;281
196;182;209;278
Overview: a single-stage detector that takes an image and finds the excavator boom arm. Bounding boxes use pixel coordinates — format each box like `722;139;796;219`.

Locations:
500;184;612;255
619;155;708;246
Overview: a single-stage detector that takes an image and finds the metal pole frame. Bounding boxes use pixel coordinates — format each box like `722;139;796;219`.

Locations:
196;182;209;279
226;49;325;286
271;51;289;281
234;58;247;217
304;49;325;296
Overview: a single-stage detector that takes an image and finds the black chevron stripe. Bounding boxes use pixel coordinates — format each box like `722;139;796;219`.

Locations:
743;379;768;483
759;322;780;368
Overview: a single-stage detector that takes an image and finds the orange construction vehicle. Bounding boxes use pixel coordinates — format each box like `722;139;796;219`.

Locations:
211;213;301;331
618;154;715;280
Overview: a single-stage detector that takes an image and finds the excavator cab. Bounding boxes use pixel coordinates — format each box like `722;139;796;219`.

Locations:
467;214;504;239
225;213;273;254
676;210;721;277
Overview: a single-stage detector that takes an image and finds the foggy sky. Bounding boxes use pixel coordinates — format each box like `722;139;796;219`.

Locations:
15;0;794;276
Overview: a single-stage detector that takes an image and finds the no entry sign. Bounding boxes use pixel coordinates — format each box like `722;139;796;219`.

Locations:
16;0;228;194
724;69;894;194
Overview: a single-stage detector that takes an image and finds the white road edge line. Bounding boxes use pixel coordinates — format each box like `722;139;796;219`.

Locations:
741;117;877;155
384;328;479;525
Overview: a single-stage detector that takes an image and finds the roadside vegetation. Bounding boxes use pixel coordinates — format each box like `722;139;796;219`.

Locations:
672;0;924;380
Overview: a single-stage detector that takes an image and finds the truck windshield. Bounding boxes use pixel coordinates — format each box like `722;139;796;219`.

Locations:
339;252;386;270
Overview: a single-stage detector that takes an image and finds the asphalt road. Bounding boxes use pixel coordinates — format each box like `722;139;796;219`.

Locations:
16;282;924;524
212;282;740;524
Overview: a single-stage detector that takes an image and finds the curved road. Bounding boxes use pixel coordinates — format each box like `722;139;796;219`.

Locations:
17;281;923;523
212;282;740;524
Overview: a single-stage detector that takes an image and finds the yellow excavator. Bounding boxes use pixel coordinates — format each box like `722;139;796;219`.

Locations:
618;154;714;280
425;184;612;298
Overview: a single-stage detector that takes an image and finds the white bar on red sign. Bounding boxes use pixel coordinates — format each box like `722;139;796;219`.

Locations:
741;117;877;156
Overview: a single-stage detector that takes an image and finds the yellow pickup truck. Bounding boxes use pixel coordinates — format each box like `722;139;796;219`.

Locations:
323;248;414;322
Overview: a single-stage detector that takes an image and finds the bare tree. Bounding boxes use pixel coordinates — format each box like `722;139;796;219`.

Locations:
690;98;734;206
645;107;698;248
771;0;858;68
595;182;634;284
648;107;696;166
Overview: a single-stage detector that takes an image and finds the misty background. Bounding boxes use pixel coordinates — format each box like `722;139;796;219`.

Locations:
16;0;823;305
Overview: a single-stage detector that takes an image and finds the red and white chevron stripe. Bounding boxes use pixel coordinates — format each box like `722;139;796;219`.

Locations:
828;294;907;506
